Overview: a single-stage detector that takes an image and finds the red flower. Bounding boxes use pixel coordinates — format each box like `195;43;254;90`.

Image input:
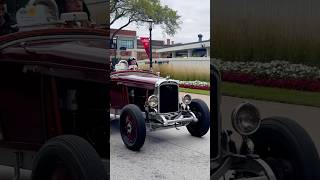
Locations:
221;71;320;92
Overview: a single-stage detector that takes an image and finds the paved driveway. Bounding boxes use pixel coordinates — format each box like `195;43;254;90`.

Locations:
220;96;320;153
2;94;318;179
110;92;210;180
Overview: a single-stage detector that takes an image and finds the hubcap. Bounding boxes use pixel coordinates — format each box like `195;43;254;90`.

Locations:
127;122;132;134
124;115;136;144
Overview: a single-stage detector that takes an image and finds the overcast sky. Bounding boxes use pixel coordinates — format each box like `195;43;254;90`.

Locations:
111;0;210;44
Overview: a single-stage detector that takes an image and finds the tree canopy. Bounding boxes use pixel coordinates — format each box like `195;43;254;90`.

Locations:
110;0;181;39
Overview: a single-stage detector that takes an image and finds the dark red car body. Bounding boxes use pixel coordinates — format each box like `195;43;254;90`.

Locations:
0;28;109;170
110;70;159;109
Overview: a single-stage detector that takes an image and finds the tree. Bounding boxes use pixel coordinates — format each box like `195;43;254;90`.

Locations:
110;0;181;40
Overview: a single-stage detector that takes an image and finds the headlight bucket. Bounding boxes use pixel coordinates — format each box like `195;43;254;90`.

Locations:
231;102;261;136
148;95;158;108
182;94;192;105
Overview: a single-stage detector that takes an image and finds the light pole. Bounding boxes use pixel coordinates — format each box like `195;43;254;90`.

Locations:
114;36;118;61
148;20;154;71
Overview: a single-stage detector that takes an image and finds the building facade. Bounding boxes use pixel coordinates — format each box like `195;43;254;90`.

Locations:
111;28;210;62
110;28;138;60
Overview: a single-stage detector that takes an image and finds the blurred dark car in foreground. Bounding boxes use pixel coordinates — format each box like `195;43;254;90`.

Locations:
211;64;320;180
0;23;109;180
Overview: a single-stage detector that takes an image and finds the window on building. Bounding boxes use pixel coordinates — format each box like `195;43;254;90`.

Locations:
193;48;207;57
120;40;134;49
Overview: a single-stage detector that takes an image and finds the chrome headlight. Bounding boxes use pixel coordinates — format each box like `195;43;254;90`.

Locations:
182;94;192;105
148;95;158;108
231;102;261;136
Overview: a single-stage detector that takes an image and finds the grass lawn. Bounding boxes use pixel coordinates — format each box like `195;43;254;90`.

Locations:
180;88;210;96
222;82;320;107
180;82;320;107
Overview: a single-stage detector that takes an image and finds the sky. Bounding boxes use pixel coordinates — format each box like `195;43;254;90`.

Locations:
111;0;210;44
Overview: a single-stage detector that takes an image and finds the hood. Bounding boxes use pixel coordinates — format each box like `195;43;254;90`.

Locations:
111;71;159;85
111;70;179;89
0;28;108;70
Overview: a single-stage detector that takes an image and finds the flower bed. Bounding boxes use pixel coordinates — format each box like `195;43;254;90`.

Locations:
222;72;320;92
213;59;320;92
214;59;320;80
179;80;210;91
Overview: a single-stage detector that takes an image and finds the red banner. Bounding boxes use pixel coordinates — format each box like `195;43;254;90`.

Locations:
140;37;150;58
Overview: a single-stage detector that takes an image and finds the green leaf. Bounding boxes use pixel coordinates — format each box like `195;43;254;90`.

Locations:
111;0;181;36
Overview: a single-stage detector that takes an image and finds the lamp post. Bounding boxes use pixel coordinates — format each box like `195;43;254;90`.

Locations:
147;20;154;71
114;36;118;61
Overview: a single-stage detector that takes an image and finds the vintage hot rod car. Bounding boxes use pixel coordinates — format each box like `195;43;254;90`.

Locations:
211;63;320;180
0;27;109;179
110;63;210;151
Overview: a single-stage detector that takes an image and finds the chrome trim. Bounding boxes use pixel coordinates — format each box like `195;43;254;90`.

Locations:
146;122;186;131
147;95;158;108
110;113;120;119
231;102;261;136
155;78;179;88
182;94;192;105
211;155;276;180
159;112;198;126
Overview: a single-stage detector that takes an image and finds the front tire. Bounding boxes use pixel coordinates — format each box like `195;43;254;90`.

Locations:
31;135;107;180
187;99;210;137
249;117;320;180
120;104;146;151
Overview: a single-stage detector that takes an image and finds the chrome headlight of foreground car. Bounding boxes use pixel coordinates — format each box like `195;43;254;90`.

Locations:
148;95;158;108
231;102;261;136
182;94;192;105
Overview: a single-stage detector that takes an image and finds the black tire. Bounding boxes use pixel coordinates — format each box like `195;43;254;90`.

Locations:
120;104;146;151
31;135;107;180
249;117;320;180
187;99;210;137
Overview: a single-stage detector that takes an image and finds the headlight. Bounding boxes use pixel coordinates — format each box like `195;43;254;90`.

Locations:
182;94;192;105
231;102;261;136
148;95;158;108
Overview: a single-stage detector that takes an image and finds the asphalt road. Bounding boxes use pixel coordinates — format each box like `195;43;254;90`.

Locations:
0;93;211;180
110;93;211;180
0;166;30;180
1;94;319;179
220;96;320;153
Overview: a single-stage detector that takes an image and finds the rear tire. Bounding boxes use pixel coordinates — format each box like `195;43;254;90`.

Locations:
187;99;210;137
31;135;107;180
249;117;320;180
120;104;146;151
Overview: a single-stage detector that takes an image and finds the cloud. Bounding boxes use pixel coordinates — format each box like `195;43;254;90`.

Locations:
111;0;210;43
